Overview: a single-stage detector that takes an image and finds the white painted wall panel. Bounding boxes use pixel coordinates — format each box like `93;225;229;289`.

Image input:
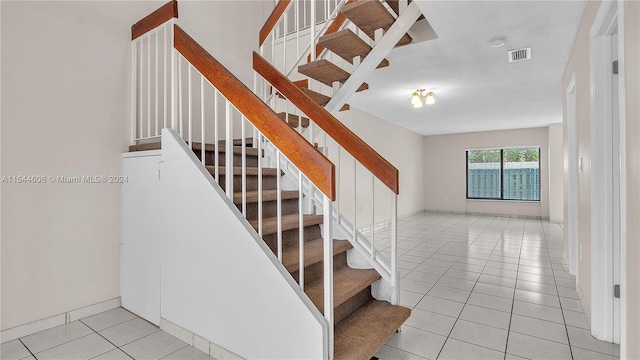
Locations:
159;129;325;359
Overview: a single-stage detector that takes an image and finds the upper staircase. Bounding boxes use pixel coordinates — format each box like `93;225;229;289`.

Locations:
260;0;423;115
127;0;418;358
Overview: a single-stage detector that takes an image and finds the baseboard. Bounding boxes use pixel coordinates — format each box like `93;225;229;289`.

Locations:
160;318;244;360
424;209;550;220
0;297;121;343
576;285;591;329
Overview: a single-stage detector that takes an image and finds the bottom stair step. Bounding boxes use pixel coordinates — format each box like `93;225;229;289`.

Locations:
334;300;411;360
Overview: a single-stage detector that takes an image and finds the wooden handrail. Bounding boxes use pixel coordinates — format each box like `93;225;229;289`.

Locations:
253;52;399;194
131;0;178;40
259;0;291;47
174;25;335;200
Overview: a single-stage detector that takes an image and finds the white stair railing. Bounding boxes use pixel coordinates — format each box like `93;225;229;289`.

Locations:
131;16;337;358
254;52;401;306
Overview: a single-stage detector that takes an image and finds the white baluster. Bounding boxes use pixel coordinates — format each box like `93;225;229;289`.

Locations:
200;76;205;167
323;196;334;359
225;101;233;199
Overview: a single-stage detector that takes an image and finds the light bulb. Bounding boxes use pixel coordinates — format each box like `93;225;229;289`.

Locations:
425;92;435;105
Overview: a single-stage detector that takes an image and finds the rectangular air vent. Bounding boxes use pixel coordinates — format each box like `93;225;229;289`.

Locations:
508;48;531;62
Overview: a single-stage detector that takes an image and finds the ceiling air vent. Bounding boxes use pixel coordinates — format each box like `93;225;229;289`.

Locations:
508;48;531;62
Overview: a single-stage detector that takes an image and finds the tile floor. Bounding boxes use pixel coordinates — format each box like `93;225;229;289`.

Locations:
0;308;215;360
375;212;620;360
0;212;621;360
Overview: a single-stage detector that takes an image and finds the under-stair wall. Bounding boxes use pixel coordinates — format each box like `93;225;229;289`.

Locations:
159;129;326;359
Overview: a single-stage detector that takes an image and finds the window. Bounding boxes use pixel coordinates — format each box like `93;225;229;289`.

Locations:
467;147;540;201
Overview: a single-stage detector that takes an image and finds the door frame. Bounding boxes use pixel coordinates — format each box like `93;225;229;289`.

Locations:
589;0;627;349
566;73;579;278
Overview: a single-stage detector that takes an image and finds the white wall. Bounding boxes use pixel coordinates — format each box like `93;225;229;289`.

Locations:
562;0;640;356
548;123;564;223
423;127;550;218
0;0;271;332
332;109;425;226
160;130;325;359
0;0;164;331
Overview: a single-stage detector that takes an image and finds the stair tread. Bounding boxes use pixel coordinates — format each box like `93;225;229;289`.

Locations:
249;214;324;235
232;190;298;204
300;88;331;106
206;166;279;176
129;142;161;152
299;59;370;92
129;141;259;156
305;267;381;313
341;0;412;45
283;238;352;274
334;300;411;360
299;59;350;86
300;88;350;111
277;112;310;128
193;142;260;156
318;29;390;68
219;137;254;146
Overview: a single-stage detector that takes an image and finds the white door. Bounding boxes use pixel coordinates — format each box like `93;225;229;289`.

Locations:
121;152;162;325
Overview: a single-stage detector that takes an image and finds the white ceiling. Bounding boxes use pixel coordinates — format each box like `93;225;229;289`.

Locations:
348;0;588;136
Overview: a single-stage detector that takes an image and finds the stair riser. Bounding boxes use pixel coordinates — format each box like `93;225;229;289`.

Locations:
218;174;277;192
195;152;259;167
334;287;373;324
262;224;322;251
238;198;299;220
291;251;349;286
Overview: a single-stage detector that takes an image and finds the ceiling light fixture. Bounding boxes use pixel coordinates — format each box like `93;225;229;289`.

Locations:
411;89;435;108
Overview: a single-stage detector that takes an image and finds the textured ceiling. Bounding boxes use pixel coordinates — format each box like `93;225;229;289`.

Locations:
347;0;588;135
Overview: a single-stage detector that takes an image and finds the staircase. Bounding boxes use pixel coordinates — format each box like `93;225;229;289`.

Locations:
130;137;410;359
260;0;422;115
127;0;415;358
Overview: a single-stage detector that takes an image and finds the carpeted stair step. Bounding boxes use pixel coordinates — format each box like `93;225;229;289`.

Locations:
218;137;254;147
250;214;324;235
341;0;412;46
208;166;280;192
283;238;352;274
300;88;350;111
193;143;261;167
129;142;162;152
277;112;310;128
305;266;381;314
232;190;299;220
319;29;389;69
298;60;368;92
334;300;411;360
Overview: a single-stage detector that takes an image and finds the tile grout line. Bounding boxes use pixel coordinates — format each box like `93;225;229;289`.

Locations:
82;323;136;360
18;338;37;360
503;216;524;360
540;221;575;360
